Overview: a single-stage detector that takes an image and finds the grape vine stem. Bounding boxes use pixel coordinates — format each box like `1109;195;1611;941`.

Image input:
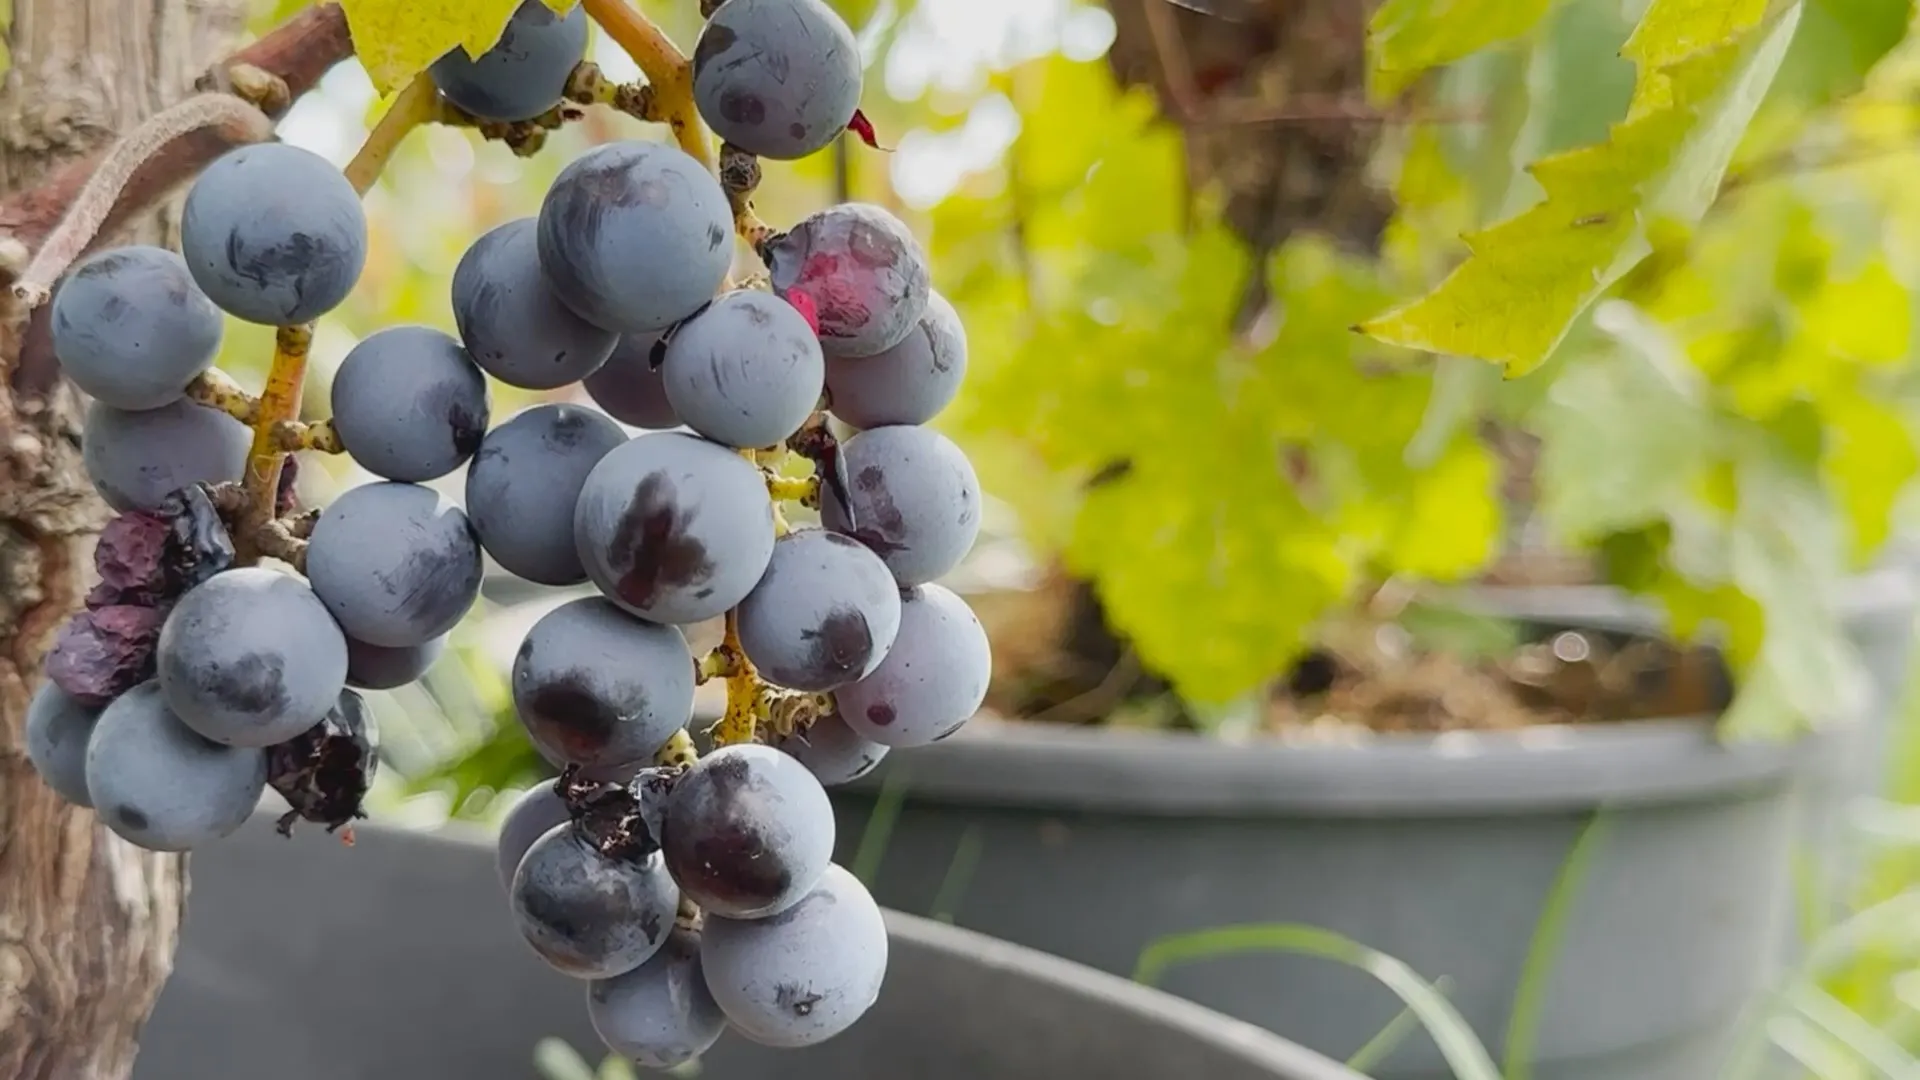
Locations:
712;609;761;748
580;0;714;174
345;72;440;195
237;324;314;563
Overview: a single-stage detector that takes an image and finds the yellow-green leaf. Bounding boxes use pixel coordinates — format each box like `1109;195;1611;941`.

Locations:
342;0;576;96
1366;0;1553;101
1357;0;1804;375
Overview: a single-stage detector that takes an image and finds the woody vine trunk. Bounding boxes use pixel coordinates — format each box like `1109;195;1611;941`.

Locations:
0;0;245;1076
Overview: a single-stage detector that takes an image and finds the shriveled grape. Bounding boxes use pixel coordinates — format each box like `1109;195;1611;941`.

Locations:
659;744;835;920
766;202;930;358
466;404;626;586
692;0;862;161
738;528;901;692
51;245;223;411
157;567;348;748
329;325;491;483
574;431;775;625
820;424;981;587
825;290;967;428
701;863;888;1048
536;141;733;335
452;217;617;389
511;597;695;770
661;289;824;450
837;583;990;748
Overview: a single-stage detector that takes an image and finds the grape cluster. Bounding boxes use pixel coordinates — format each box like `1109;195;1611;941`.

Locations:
26;0;991;1067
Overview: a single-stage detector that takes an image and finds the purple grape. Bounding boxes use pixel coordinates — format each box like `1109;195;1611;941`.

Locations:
157;567;349;749
659;744;835;919
574;431;775;625
452;217;617;389
536;140;733;335
511;597;695;771
84;681;268;852
305;482;484;648
583;333;680;429
738;529;901;692
496;783;572;890
820;424;981;587
82;398;250;513
766;203;930;358
510;822;680;979
825;290;967;428
691;0;863;161
26;682;100;807
46;604;165;708
837;583;989;748
661;289;824;450
344;633;446;691
770;709;889;787
94;510;172;604
51;245;223;410
180;142;366;325
466;403;626;586
700;863;888;1047
330;325;491;483
430;0;589;123
587;926;726;1068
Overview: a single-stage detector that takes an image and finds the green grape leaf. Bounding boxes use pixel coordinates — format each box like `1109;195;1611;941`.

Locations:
1367;0;1553;101
1358;0;1804;375
341;0;576;96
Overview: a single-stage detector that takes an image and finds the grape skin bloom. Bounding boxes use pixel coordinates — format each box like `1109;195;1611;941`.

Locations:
157;567;349;749
574;431;776;625
466;404;627;586
430;0;590;123
510;823;680;980
180;142;366;326
587;927;726;1068
767;202;931;358
51;245;224;411
821;424;983;587
701;863;889;1048
26;682;100;807
737;528;902;692
330;325;492;483
305;482;484;648
537;141;734;335
691;0;863;161
836;583;991;748
583;333;680;430
770;709;889;788
662;289;824;450
495;783;572;891
82;398;251;513
660;744;836;920
452;217;617;390
511;597;696;771
825;290;968;429
85;681;268;853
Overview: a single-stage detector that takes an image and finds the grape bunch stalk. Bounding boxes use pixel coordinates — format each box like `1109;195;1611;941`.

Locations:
19;0;991;1067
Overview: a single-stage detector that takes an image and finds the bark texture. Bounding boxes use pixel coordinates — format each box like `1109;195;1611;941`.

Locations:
0;1;246;1077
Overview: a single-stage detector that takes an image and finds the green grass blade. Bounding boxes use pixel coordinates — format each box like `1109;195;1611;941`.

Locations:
1133;923;1501;1080
1786;984;1920;1079
1348;976;1458;1074
1504;810;1612;1080
531;1038;597;1080
850;761;913;886
928;824;984;924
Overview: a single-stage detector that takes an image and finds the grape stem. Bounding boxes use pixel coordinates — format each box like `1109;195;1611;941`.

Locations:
184;368;261;424
580;0;714;173
711;609;762;747
653;728;700;769
9;94;274;310
271;418;343;454
765;472;820;506
344;72;440;195
235;324;314;564
718;143;775;251
252;518;310;571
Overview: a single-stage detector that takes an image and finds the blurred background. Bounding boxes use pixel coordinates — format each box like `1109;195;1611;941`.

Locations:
224;0;1920;1076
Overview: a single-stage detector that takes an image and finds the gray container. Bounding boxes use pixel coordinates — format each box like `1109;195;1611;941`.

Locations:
135;817;1363;1080
829;580;1917;1080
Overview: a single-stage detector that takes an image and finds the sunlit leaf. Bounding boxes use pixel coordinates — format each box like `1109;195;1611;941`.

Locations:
1358;0;1804;374
1366;0;1553;101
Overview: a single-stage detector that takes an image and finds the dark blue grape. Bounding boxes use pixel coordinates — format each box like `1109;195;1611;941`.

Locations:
26;682;100;807
330;325;491;483
496;783;572;890
82;398;250;513
737;528;901;692
430;0;589;123
466;403;626;585
692;0;863;161
825;289;967;428
84;681;267;852
583;333;680;429
536;140;733;335
661;289;824;449
770;709;889;787
836;583;990;748
767;202;930;358
180;142;366;325
452;217;617;389
305;482;483;647
510;822;680;979
344;633;446;691
51;245;223;410
511;597;695;770
820;424;981;587
659;744;835;919
587;927;726;1067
